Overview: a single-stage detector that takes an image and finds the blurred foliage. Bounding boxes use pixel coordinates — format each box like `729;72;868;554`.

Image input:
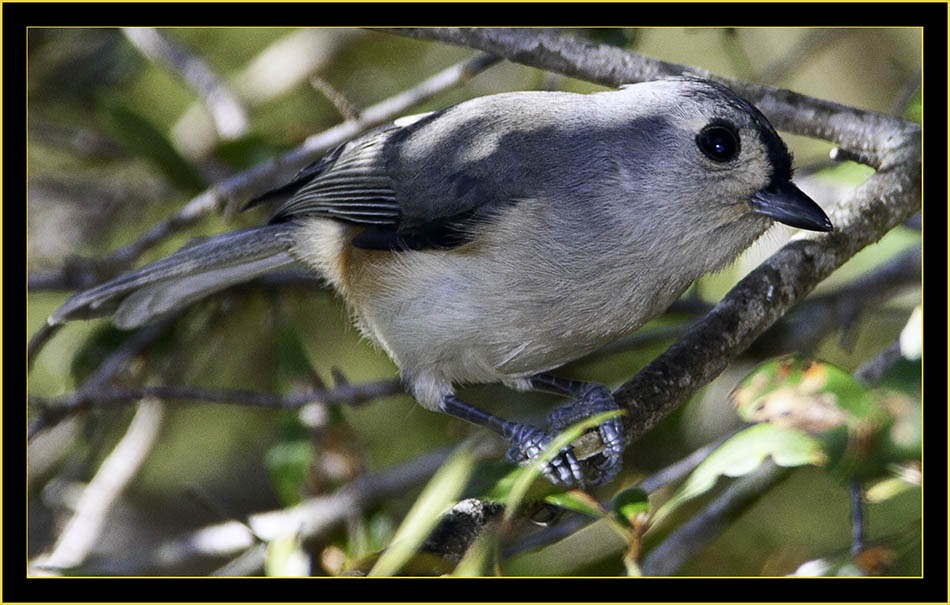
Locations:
731;355;920;482
904;88;922;123
96;97;206;191
27;28;921;577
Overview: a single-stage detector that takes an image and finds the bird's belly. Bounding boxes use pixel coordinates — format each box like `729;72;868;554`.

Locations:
345;248;670;386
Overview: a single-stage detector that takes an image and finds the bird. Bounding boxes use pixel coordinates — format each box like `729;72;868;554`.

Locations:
49;77;833;487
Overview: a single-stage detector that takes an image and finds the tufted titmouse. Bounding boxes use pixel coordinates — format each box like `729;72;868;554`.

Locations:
49;78;832;487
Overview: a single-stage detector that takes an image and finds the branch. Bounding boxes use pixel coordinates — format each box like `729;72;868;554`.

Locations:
421;498;505;562
28;379;402;441
382;28;918;165
172;29;366;158
27;51;503;370
755;28;852;85
29;317;179;437
29;31;921;577
749;245;920;356
502;431;738;561
27;119;126;159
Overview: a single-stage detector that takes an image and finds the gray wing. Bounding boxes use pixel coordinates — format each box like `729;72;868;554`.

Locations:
246;106;515;250
245;121;477;250
249;92;597;250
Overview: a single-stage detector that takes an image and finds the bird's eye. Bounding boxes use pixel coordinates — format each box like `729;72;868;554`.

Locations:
697;124;740;162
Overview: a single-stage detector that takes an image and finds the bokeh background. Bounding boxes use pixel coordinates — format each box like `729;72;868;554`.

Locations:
27;27;922;577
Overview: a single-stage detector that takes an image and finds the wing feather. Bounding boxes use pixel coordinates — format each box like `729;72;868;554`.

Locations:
267;127;402;226
247;96;559;251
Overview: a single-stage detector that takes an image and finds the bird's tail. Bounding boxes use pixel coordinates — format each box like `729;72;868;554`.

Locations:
49;224;299;329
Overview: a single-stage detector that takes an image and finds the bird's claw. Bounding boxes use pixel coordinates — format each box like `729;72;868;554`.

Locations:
503;386;626;488
547;385;626;486
504;424;584;488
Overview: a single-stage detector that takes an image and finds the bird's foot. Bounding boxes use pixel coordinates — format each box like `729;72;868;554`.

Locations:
546;384;626;486
504;385;625;488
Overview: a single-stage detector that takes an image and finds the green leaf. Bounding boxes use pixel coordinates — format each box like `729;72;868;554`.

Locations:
611;487;650;530
902;87;921;123
730;355;918;483
97;98;204;191
368;440;478;576
345;510;395;564
652;424;823;526
264;439;313;506
731;354;872;427
543;489;607;520
612;488;651;576
468;460;523;501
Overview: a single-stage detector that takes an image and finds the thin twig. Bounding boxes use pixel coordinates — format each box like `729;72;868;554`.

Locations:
30;398;165;574
28;379;403;441
310;74;360;121
750;245;921;356
636;338;918;575
29;30;921;576
29;317;178;439
172;28;366;158
638;430;742;494
27;322;61;371
83;318;178;393
501;513;592;560
502;430;741;561
122;28;249;140
28;120;126;158
849;481;865;556
854;340;904;387
756;29;851;85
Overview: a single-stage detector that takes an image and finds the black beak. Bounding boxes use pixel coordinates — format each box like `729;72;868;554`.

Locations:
751;181;833;232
